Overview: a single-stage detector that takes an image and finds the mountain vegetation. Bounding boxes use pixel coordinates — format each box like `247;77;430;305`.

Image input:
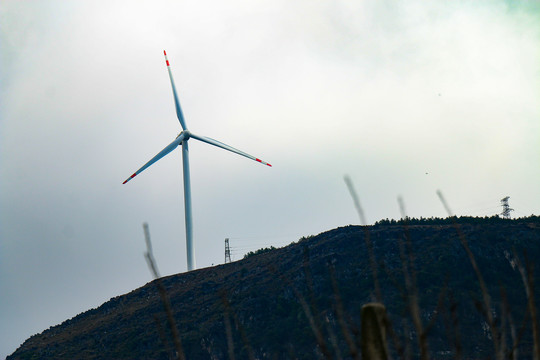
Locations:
7;216;540;359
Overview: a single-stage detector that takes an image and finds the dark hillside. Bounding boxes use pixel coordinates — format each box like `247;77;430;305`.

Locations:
8;217;540;359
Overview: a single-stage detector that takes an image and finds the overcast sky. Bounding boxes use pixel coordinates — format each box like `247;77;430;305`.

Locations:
1;0;539;356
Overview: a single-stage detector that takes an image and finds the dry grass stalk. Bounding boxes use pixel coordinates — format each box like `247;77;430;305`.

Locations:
446;295;462;360
220;291;236;360
344;175;382;302
303;247;326;339
499;287;512;359
514;251;540;360
272;264;333;359
328;263;360;360
345;176;407;358
152;314;176;360
326;317;345;360
436;191;502;359
397;197;429;360
143;223;185;360
220;291;256;360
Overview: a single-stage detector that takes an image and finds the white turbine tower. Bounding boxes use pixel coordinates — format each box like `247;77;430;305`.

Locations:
123;51;271;271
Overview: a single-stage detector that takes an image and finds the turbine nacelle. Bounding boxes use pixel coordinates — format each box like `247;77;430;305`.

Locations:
177;130;190;141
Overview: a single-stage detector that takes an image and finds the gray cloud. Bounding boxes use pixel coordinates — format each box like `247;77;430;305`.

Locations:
1;0;539;356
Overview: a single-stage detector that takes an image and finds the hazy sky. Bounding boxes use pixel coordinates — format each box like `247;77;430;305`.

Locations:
1;0;539;356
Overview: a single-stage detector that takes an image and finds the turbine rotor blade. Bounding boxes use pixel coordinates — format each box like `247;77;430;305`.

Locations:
189;132;272;167
123;133;185;184
164;50;188;130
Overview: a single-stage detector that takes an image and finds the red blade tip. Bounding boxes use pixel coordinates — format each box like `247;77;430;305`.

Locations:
256;158;272;167
164;51;170;66
123;173;137;184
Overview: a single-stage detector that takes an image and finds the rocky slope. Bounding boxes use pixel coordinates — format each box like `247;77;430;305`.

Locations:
8;217;540;359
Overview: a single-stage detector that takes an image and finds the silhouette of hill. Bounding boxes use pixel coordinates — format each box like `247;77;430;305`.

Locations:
8;216;540;359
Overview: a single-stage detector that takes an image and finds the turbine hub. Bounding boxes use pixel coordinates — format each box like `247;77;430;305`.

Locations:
177;130;191;140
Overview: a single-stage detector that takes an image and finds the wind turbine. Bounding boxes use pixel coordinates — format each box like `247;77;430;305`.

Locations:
123;51;271;271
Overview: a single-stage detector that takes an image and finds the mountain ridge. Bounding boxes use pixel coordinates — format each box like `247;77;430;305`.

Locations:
8;217;540;359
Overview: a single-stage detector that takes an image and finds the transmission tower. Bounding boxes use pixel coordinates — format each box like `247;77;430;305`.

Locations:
500;196;514;219
224;238;231;264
